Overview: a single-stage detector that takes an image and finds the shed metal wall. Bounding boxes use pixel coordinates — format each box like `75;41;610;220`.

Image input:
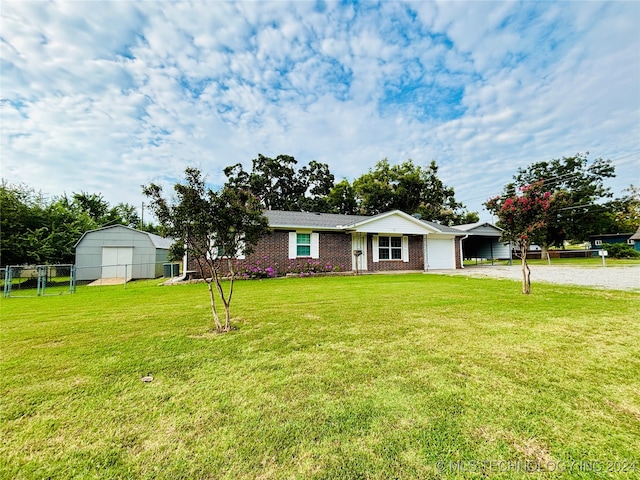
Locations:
75;226;170;280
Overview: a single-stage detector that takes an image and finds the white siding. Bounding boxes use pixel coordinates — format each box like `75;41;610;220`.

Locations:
355;214;437;235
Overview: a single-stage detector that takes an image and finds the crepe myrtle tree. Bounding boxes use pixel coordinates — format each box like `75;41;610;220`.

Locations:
143;168;269;332
485;181;555;294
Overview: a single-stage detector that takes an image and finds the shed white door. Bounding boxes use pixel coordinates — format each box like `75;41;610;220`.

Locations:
102;247;133;279
427;238;454;270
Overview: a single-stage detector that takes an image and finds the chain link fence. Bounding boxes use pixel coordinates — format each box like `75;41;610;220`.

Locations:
2;264;76;298
1;261;183;297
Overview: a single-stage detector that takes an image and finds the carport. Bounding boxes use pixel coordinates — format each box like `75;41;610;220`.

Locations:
455;222;512;265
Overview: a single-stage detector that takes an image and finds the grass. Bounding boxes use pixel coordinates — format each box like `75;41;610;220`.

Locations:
1;274;639;479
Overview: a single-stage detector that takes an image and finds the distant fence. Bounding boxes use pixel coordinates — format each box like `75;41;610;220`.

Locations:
522;249;597;260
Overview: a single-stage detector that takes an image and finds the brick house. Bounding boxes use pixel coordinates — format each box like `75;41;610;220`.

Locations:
188;209;466;277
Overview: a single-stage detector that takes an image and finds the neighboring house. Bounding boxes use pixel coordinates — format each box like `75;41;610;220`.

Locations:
75;225;174;281
589;231;638;252
188;209;466;276
455;222;511;262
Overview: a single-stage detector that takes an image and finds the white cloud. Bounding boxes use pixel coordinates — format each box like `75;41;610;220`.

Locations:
1;0;638;220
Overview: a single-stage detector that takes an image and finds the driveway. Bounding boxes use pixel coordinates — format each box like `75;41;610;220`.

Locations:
443;265;640;291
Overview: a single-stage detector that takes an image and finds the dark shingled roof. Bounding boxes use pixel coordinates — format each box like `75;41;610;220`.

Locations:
263;210;370;229
263;210;466;235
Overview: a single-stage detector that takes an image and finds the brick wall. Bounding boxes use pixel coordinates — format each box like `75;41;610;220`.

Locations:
187;230;353;277
455;237;462;269
187;230;460;278
367;234;425;272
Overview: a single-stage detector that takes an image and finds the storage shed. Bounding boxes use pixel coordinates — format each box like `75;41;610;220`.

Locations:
75;225;174;281
456;222;511;263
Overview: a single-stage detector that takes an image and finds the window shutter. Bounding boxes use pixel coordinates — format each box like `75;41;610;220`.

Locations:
289;232;297;259
311;233;320;259
372;235;379;263
402;236;409;262
236;240;246;260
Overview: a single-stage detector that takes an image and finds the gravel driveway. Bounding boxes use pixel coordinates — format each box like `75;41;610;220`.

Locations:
443;265;640;291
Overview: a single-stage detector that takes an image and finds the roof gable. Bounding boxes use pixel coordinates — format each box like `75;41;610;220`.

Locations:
455;222;503;236
347;210;465;235
74;225;174;249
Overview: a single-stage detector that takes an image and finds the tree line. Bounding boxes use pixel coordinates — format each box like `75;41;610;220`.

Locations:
3;153;637;269
1;156;476;266
0;184;151;266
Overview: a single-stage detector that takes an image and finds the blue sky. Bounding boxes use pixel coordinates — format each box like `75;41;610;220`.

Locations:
2;1;639;221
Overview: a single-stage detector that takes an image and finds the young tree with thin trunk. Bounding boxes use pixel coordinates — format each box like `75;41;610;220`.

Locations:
485;181;554;294
143;168;269;332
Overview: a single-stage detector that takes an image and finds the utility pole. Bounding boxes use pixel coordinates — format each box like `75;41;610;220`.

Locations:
141;202;145;229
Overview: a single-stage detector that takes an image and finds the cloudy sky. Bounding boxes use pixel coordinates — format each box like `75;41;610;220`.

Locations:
2;1;639;221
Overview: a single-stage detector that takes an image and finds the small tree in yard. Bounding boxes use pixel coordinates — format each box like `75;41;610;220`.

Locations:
485;181;555;294
143;168;269;332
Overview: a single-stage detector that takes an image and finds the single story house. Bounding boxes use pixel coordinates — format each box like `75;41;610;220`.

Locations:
630;226;640;251
589;230;639;252
75;225;174;281
188;209;467;276
454;222;511;263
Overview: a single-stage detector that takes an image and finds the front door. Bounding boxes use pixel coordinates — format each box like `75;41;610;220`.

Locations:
351;233;368;272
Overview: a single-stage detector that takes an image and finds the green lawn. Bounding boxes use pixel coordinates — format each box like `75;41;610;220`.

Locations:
1;275;639;479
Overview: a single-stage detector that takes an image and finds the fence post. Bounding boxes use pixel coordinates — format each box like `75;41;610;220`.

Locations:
3;267;11;298
37;265;47;296
70;265;76;293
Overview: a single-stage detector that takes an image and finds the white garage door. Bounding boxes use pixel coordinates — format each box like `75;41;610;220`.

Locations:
427;238;454;270
102;247;133;279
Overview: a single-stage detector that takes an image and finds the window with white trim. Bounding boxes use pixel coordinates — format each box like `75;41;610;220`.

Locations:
372;235;409;262
379;236;402;260
288;232;319;259
296;233;311;256
628;239;635;245
595;239;603;246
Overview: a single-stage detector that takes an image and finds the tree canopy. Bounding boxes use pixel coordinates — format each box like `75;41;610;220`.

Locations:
0;181;142;266
510;153;615;247
224;155;477;223
351;159;478;224
223;154;335;212
598;185;640;234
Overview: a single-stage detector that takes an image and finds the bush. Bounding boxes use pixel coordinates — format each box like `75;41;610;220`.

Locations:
238;257;278;279
602;243;640;259
286;259;345;277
